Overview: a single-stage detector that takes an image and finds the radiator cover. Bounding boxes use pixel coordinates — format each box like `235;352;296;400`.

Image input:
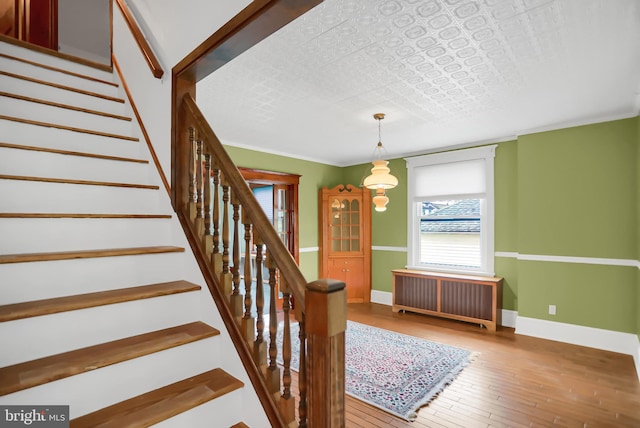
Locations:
392;269;503;331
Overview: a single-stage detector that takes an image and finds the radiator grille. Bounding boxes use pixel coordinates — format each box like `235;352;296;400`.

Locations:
441;280;492;320
395;276;437;311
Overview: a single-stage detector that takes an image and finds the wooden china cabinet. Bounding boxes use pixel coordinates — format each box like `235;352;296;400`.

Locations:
319;184;371;303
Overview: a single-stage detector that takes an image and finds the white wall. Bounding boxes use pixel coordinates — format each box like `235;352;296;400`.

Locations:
59;0;111;64
112;0;252;184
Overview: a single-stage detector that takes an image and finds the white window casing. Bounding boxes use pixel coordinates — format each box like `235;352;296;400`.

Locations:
405;145;497;276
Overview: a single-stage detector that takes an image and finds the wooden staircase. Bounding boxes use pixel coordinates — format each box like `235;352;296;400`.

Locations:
0;39;264;426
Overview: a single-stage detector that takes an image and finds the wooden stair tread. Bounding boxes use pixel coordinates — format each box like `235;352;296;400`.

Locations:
0;92;132;121
0;174;158;189
70;368;243;427
0;322;220;396
0;50;115;85
0;70;124;103
0;246;185;264
0;115;139;141
0;142;147;163
0;280;201;322
0;213;171;219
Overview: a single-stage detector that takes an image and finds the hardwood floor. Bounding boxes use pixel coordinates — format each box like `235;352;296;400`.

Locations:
342;303;640;428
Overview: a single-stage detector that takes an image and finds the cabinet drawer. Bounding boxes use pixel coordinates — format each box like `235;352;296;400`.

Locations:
328;258;364;272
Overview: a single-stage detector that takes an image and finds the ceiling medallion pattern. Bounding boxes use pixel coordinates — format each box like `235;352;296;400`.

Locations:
198;0;640;166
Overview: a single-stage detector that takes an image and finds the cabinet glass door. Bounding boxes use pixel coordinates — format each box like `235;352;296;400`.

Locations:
330;198;360;253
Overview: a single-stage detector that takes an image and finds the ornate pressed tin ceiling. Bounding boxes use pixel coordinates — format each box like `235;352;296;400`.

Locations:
197;0;640;166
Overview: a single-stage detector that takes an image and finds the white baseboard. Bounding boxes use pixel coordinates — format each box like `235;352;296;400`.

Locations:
517;316;640;380
370;290;393;306
501;309;517;328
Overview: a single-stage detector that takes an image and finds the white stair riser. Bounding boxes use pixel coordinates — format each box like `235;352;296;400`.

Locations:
1;41;115;82
0;180;163;213
0;217;174;253
0;55;119;96
0;147;148;183
0;74;125;115
0;291;204;366
0;96;133;136
0;338;221;419
0;253;189;304
153;389;245;428
0;119;144;160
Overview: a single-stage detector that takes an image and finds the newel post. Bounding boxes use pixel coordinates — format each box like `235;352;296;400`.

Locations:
305;279;346;427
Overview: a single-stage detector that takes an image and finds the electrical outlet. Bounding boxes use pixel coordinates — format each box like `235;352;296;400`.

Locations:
548;304;556;315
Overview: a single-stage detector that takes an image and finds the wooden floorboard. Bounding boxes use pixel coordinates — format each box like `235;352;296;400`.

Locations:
337;303;640;427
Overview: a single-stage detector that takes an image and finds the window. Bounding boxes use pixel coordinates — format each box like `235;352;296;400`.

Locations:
406;145;496;276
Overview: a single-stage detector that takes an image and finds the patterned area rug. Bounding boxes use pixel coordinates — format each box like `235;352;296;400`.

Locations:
277;320;472;421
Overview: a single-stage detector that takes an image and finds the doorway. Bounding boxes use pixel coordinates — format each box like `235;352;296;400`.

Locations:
239;167;299;311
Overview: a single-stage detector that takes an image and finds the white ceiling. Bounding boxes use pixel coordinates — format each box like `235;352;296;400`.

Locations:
197;0;640;167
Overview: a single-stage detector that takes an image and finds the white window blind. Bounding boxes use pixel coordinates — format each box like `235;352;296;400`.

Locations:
413;159;486;198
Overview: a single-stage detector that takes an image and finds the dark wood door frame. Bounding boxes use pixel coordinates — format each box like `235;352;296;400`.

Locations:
24;0;57;50
240;167;300;311
239;167;300;263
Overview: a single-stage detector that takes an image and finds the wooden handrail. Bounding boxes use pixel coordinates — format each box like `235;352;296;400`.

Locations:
180;93;306;308
176;92;346;426
114;0;164;79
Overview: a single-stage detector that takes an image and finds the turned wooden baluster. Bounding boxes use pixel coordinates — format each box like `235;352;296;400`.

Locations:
203;153;212;253
230;192;243;322
265;252;281;399
220;175;232;301
240;209;255;344
279;278;295;425
194;139;204;236
188;128;196;220
211;166;222;274
253;233;267;371
298;312;308;428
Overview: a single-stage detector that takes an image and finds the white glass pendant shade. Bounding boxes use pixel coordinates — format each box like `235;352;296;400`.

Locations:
372;188;389;212
363;159;398;190
362;113;398;212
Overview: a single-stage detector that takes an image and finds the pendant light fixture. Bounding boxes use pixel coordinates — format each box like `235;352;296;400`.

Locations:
363;113;397;212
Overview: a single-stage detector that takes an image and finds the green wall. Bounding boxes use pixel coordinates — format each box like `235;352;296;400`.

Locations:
226;116;640;336
518;121;636;259
494;140;519;310
357;119;638;332
515;118;638;333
